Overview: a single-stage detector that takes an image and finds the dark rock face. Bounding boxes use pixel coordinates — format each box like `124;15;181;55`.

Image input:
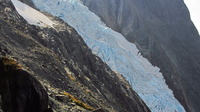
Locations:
19;0;36;8
81;0;200;111
0;57;49;112
92;108;110;112
0;95;2;112
0;0;150;111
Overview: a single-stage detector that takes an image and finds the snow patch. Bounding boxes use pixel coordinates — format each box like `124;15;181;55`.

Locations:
11;0;55;28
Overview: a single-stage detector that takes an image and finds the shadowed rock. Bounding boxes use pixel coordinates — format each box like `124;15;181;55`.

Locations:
0;57;49;112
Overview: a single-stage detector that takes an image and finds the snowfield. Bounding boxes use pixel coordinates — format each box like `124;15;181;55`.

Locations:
29;0;185;111
11;0;55;28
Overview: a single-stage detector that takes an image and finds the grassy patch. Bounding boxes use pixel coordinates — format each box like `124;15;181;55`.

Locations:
63;92;94;110
1;57;22;71
13;29;31;38
67;74;76;81
64;67;76;81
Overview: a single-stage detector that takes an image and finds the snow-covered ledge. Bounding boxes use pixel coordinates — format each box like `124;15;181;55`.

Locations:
11;0;55;28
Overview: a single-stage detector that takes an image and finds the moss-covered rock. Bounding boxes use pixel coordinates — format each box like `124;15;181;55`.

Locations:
1;56;22;72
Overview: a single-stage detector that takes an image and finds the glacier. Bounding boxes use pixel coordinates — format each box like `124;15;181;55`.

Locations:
31;0;185;111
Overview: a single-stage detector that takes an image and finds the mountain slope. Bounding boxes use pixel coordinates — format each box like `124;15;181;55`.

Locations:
81;0;200;111
0;0;150;111
30;0;185;111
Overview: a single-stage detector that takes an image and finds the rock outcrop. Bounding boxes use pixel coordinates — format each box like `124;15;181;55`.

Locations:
0;0;150;111
81;0;200;111
0;57;49;112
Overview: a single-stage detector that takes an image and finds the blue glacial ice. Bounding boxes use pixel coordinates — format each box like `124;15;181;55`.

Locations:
32;0;185;111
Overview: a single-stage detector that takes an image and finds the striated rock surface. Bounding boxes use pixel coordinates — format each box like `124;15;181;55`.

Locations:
81;0;200;111
0;57;49;112
0;0;150;112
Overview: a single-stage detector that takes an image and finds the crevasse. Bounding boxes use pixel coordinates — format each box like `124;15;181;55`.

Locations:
31;0;185;111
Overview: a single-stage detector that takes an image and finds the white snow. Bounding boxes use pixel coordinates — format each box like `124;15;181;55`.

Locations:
184;0;200;35
32;0;185;111
11;0;55;28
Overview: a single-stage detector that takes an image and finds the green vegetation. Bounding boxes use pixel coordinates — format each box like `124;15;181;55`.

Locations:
62;92;94;110
67;73;76;81
64;67;76;81
1;57;22;71
13;29;31;38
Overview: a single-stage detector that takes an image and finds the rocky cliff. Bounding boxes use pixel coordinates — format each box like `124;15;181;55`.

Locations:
81;0;200;111
0;0;150;112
